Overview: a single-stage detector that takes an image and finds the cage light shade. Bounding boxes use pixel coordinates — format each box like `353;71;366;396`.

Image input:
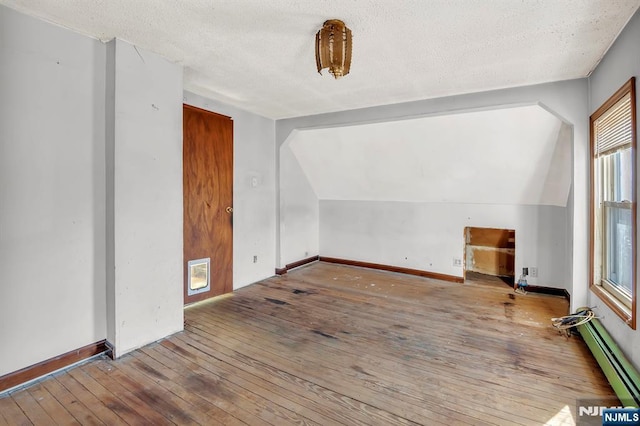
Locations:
315;19;352;79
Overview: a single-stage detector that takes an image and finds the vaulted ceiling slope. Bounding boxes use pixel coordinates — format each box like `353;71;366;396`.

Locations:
288;105;571;206
2;0;639;119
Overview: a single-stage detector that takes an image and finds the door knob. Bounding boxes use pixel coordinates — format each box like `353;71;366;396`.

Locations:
226;206;233;214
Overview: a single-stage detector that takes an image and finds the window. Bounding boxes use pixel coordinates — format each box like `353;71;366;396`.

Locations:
590;77;636;329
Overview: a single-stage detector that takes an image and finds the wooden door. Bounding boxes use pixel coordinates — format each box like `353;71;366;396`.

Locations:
183;105;233;304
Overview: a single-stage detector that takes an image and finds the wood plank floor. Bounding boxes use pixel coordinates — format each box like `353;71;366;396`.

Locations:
0;262;614;425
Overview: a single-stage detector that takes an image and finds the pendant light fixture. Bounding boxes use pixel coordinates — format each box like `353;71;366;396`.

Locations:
315;19;352;79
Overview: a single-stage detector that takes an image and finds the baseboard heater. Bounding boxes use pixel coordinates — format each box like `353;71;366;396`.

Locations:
577;319;640;406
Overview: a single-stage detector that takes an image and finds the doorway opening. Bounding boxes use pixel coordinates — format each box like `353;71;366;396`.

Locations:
464;227;515;287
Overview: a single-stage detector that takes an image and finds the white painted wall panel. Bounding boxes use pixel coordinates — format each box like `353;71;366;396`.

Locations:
106;39;183;357
279;137;319;267
0;5;107;376
320;201;568;290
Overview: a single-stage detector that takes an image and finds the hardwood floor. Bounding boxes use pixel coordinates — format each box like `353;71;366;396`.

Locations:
0;262;613;425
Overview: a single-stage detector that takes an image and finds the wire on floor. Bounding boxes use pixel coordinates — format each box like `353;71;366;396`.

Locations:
551;307;597;337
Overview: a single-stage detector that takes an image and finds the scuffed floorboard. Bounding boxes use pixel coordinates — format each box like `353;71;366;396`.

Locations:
0;262;613;425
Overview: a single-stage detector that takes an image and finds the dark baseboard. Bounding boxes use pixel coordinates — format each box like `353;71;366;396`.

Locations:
105;340;116;360
0;340;108;393
523;285;571;301
287;255;320;271
319;256;464;283
275;255;320;275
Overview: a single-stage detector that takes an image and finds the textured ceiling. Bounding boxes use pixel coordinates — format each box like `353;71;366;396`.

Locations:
288;105;571;206
2;0;639;119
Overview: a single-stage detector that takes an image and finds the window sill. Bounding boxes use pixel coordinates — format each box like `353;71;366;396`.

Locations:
590;284;636;329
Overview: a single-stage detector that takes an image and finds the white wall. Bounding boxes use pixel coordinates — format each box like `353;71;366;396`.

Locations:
320;201;567;288
588;8;640;370
0;4;276;375
279;134;319;267
277;79;589;309
105;39;184;358
183;91;276;289
0;5;107;376
290;106;570;206
287;104;570;286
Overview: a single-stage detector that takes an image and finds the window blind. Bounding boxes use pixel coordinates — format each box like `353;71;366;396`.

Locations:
594;93;633;156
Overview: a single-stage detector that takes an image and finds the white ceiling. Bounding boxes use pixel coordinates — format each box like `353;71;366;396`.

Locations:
2;0;639;119
288;105;571;206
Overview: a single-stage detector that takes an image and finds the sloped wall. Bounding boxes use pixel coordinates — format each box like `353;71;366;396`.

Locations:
289;106;569;206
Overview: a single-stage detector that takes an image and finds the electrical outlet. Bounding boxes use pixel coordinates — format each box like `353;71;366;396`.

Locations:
530;267;538;278
453;258;462;267
253;255;258;263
